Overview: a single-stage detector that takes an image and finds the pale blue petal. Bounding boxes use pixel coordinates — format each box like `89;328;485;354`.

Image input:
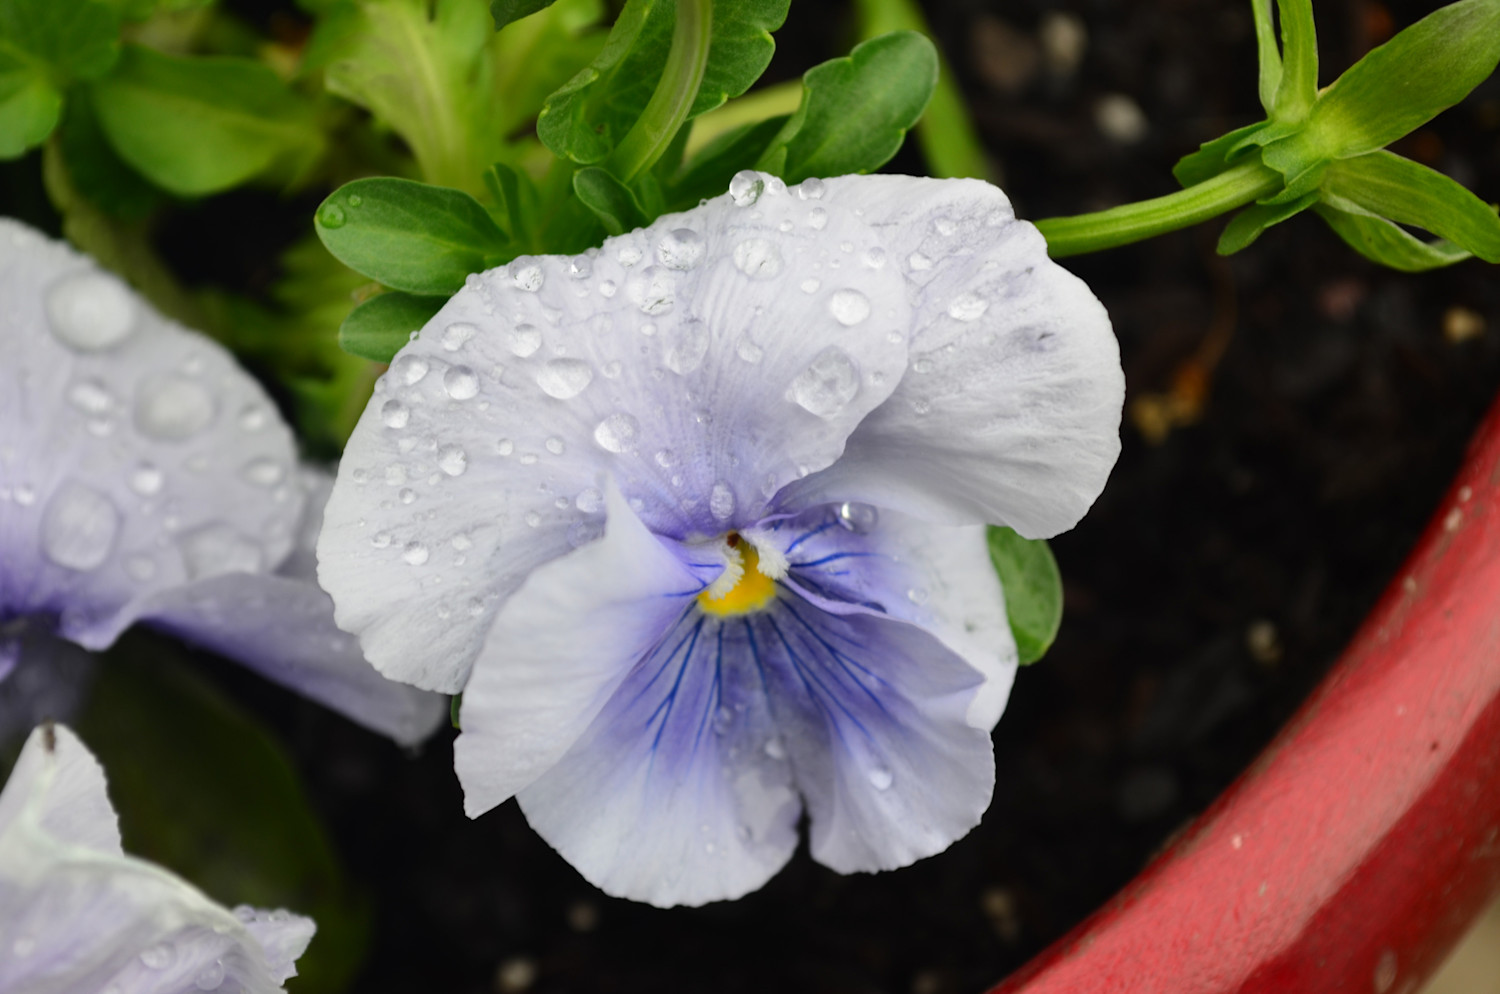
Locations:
779;176;1125;537
320;174;910;692
0;220;305;649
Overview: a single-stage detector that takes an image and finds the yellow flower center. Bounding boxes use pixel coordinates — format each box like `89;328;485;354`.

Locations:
697;536;777;616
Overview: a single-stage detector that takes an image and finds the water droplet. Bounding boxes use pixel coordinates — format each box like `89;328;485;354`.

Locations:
733;238;782;279
948;293;989;322
599;279;617;298
67;379;112;414
524;511;541;528
41;482;119;571
519;453;538;465
594;412;640;453
444;365;479;400
503;323;541;357
628;266;676;315
657;228;705;269
665;321;709;374
807;207;828;230
737;339;764;364
601;360;623;378
868;767;894;791
828;289;871;326
319;204;346;228
442;322;477;351
800;278;821;294
181;524;263;579
934;217;956;236
399;487;417;505
390;355;428;387
568;520;605;548
617;244;643;268
912;357;934;374
129;463;164;496
654;449;676;468
797;177;826;200
788;347;860;418
139;944;174;970
438;445;467;476
385;464;408;486
239;404;268;431
467;597;485;617
545;437;565;455
511;261;544;291
371;531;392;549
906;586;930;605
569;255;593;279
497;438;514;456
135;376;216;440
382;401;414;432
575;487;605;514
710;481;735;521
536;358;593;399
729;170;764;206
764;737;787;760
837;502;879;533
194;960;226;991
402;542;430;566
908;252;933;271
242;459;285;488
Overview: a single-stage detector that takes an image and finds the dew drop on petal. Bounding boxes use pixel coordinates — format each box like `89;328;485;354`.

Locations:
599;279;617;298
402;542;429;566
868;767;894;791
67;379;112;414
180;524;263;579
497;438;514;456
764;737;786;759
381;399;410;428
837;502;879;533
242;459;285;488
135;376;216;440
438;445;467;476
788;347;860;418
863;247;887;269
948;293;989;322
797;177;825;200
906;586;930;605
536;358;593;399
194;960;225;991
399;487;417;505
519;453;538;465
545;437;565;455
511;260;544;291
657;228;705;270
617;244;643;268
800;278;820;294
129;463;164;496
728;170;764;206
319;204;346;228
908;252;933;271
444;365;479;400
733;238;782;279
594;412;640;453
524;511;541;528
737;339;764;364
442;322;477;351
41;482;119;571
568;520;605;548
807;207;828;230
665;321;709;375
46;272;137;352
628;266;676;315
569;255;593;279
371;532;391;549
828;289;871;327
575;487;604;513
710;481;735;521
139;944;174;970
505;323;542;357
654;449;676;468
391;354;429;386
239;404;268;431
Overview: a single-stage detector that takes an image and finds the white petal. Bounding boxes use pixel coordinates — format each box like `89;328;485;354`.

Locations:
779;176;1125;537
320;175;910;691
454;479;709;815
0;219;305;649
0;725;120;855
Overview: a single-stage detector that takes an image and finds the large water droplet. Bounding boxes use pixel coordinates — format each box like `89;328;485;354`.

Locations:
194;960;226;991
728;170;764;206
599;279;617;298
393;354;429;385
402;542;429;566
594;412;640;453
737;339;764;364
908;252;933;271
135;375;216;440
837;502;879;533
733;238;782;279
617;244;643;268
319;203;346;228
511;260;544;291
381;399;410;429
710;481;735;521
444;365;479;400
664;321;709;375
868;767;894;791
788;347;860;418
575;487;605;514
628;266;676;315
181;524;263;579
863;246;887;269
545;437;565;455
536;359;593;399
505;323;542;357
139;944;175;970
948;293;989;322
442;322;476;351
807;207;828;230
67;379;113;414
828;289;871;326
129;463;164;496
657;228;705;270
497;438;514;456
242;458;285;488
797;177;826;200
41;481;119;571
438;445;468;476
568;255;593;279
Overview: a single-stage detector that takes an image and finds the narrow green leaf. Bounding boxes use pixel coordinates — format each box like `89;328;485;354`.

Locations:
483;160;538;241
450;692;462;729
314;177;510;295
1322;150;1500;262
758;31;937;184
987;526;1063;665
486;0;607;141
1217;191;1316;253
572;165;647;235
0;68;61;158
1251;0;1282;115
1270;0;1317;121
667;113;785;208
1314;199;1473;271
491;0;557;30
1306;0;1500;161
90;46;319;196
1172;121;1269;187
339;291;446;361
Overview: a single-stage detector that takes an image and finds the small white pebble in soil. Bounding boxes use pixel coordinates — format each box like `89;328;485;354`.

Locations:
566;900;599;933
981;886;1022;945
1095;93;1148;144
1245;619;1283;666
1443;306;1485;345
494;957;537;993
1039;11;1088;78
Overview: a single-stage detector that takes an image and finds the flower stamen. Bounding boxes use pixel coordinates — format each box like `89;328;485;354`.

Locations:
698;535;777;616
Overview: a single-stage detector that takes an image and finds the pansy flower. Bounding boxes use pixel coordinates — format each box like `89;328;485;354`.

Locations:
0;220;443;745
319;172;1124;905
0;723;315;992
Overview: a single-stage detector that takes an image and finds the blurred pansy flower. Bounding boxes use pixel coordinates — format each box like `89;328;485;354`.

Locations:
0;723;314;992
0;219;443;745
320;172;1124;905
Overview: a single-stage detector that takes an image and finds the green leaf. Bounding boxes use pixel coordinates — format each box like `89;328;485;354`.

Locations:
1270;0;1317;122
1251;0;1282;114
483;160;539;241
89;46;319;196
1216;190;1316;254
314;176;510;295
1172;121;1270;187
1303;0;1500;161
987;526;1063;665
0;68;61;158
1322;150;1500;262
572;165;647;235
491;0;557;30
339;290;445;361
486;0;606;141
75;637;369;994
0;0;121;83
55;87;159;218
1314;199;1473;271
692;0;788;117
667;113;785;208
758;31;937;184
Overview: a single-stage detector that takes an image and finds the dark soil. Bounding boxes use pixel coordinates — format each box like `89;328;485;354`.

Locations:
8;1;1499;992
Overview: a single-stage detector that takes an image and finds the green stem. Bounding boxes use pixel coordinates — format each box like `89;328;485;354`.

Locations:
605;0;712;183
1035;161;1283;257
